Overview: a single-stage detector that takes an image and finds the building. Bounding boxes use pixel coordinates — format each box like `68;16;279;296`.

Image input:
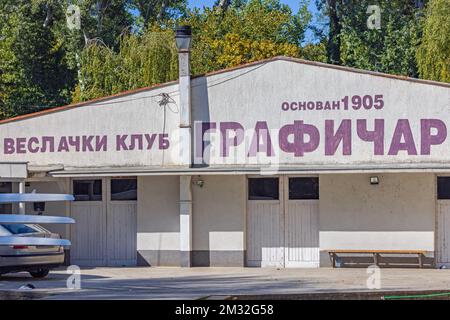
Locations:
0;30;449;268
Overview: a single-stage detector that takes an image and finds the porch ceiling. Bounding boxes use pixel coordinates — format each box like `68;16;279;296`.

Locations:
0;162;28;180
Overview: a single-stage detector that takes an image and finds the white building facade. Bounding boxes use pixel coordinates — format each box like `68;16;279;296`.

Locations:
0;56;449;268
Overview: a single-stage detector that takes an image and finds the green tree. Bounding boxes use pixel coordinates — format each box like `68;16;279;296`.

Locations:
74;0;315;102
186;0;312;74
316;0;425;77
339;0;424;77
0;1;76;119
314;0;345;65
417;0;450;82
60;0;134;69
69;1;188;101
0;0;138;119
72;27;178;102
129;0;188;30
209;33;301;68
300;41;327;63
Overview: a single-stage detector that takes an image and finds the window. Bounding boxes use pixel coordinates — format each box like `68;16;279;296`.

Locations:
111;179;137;201
289;177;319;200
1;224;38;235
248;178;279;200
438;177;450;199
73;180;102;201
0;182;12;214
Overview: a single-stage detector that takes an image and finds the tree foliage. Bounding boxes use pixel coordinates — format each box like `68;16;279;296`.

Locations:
417;0;450;82
0;1;76;119
0;0;136;119
129;0;188;30
187;0;312;74
314;0;344;65
339;0;423;77
315;0;427;77
210;33;300;67
72;28;178;102
75;0;313;101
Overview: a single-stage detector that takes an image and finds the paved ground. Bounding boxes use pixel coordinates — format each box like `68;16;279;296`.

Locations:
1;267;450;299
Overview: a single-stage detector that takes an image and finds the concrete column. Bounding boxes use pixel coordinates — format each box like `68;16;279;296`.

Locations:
179;175;193;267
18;180;25;214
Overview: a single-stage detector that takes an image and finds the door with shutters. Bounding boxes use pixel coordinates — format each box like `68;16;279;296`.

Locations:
247;177;284;267
284;177;319;267
106;178;137;266
70;178;137;267
246;176;319;268
70;179;106;266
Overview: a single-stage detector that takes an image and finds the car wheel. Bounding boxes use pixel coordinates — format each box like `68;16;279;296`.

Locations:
29;269;50;279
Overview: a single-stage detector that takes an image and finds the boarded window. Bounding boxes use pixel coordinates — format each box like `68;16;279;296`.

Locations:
438;177;450;199
111;179;137;201
289;177;319;200
248;178;279;200
73;180;102;201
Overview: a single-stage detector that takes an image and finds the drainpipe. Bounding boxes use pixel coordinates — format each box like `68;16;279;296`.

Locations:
179;176;192;267
175;26;193;267
18;180;25;214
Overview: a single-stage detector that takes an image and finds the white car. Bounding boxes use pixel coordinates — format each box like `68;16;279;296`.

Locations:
0;223;65;278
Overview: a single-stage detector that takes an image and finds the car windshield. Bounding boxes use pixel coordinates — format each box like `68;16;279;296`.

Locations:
1;224;39;235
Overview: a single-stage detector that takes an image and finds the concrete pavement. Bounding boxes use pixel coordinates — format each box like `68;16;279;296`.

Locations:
1;267;450;299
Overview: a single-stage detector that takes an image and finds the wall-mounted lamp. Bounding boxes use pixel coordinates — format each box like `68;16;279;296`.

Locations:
370;176;379;185
33;202;45;215
192;176;204;188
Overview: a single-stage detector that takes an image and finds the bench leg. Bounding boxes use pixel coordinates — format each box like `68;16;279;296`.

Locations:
330;253;336;268
373;253;379;266
418;254;423;268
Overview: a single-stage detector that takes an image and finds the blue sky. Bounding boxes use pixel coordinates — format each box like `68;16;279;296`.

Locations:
187;0;317;13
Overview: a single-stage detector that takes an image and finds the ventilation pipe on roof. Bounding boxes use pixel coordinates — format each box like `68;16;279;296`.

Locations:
175;25;192;167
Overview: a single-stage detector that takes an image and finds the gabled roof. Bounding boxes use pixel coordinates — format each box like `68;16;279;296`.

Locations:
1;56;449;125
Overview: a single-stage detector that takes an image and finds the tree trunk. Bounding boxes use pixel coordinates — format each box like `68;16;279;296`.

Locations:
43;4;53;28
218;0;231;11
157;0;169;21
140;0;156;29
326;0;341;65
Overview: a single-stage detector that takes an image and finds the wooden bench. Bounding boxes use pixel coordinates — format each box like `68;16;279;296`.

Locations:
326;250;427;268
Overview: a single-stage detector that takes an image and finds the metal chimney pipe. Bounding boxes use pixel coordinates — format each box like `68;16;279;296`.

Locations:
175;26;193;267
175;25;192;167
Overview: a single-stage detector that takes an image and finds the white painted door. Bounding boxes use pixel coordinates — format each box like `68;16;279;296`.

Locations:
70;201;106;266
106;178;137;266
107;201;137;266
247;200;284;267
246;176;319;268
70;178;137;267
437;201;450;266
284;200;319;267
247;177;284;267
284;177;319;267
